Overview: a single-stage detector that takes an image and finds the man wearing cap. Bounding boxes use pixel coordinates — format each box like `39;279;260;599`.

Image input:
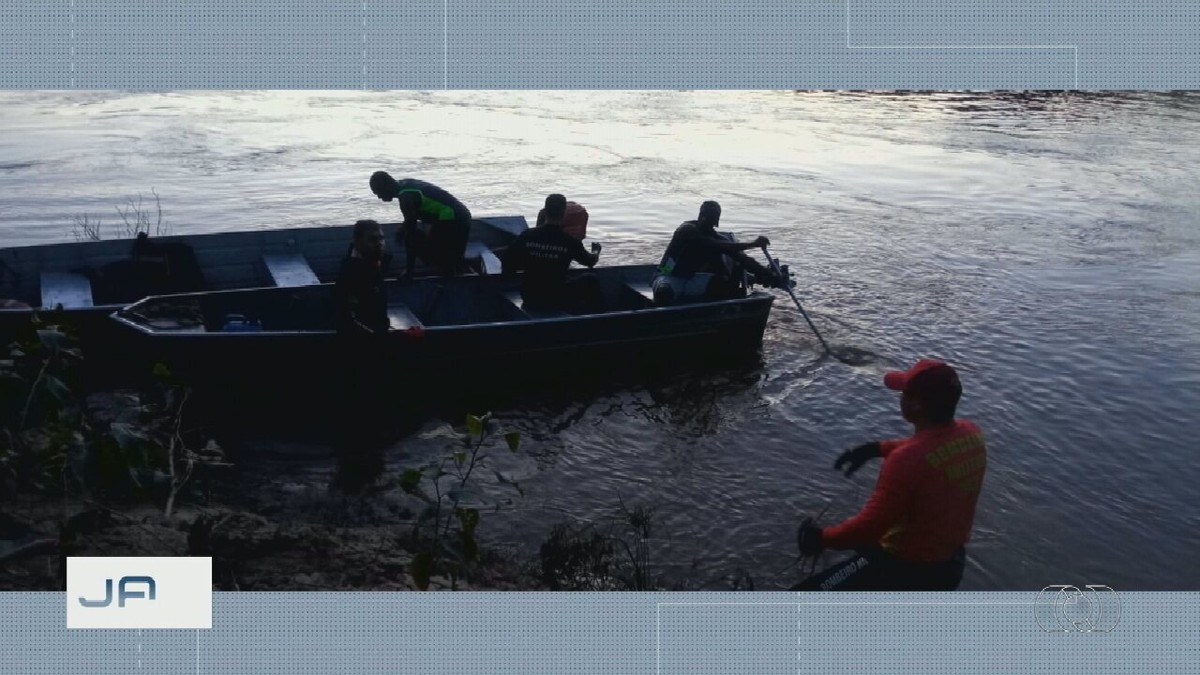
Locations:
369;171;473;277
651;200;782;305
502;193;603;313
794;359;988;591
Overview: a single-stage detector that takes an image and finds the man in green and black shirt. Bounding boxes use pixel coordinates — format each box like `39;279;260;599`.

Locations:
369;171;473;277
651;200;781;304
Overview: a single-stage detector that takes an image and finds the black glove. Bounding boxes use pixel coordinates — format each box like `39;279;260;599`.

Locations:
796;517;823;557
753;269;781;288
833;442;881;477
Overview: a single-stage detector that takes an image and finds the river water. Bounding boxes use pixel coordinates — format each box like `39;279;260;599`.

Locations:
2;90;1198;590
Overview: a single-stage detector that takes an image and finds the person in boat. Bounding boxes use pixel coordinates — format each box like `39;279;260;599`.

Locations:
650;200;782;305
369;171;472;278
794;359;988;591
333;219;393;336
502;193;604;314
331;219;395;492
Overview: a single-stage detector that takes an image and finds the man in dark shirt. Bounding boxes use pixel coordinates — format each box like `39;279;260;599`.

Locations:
651;200;781;304
369;171;473;277
334;219;392;336
502;194;603;313
331;219;393;492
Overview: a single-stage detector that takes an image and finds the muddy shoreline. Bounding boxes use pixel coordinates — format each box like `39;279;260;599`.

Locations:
1;377;548;592
1;495;546;592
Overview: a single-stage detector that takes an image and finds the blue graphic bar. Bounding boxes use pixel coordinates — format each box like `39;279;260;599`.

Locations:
1;1;1197;89
4;592;1197;674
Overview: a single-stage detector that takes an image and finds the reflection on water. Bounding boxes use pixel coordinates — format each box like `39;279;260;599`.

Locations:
2;91;1198;590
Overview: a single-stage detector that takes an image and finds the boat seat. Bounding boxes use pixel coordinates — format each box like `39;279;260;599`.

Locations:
627;281;656;302
502;290;568;319
387;304;423;331
262;252;320;287
39;271;94;309
464;242;503;275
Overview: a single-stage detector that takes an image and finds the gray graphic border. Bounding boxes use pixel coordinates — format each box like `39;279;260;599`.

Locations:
3;592;1198;674
1;1;1197;89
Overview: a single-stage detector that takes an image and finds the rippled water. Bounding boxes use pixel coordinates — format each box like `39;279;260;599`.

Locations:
2;90;1198;590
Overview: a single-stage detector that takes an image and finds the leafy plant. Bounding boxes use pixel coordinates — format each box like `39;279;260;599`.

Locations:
399;412;522;590
0;314;85;496
1;313;219;512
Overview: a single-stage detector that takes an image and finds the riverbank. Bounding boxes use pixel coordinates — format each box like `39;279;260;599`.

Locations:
1;496;545;592
0;321;543;592
0;320;715;593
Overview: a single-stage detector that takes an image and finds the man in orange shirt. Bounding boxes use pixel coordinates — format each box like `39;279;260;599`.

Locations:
795;359;987;591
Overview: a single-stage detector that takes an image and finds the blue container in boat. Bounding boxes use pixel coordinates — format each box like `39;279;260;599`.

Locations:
222;314;262;332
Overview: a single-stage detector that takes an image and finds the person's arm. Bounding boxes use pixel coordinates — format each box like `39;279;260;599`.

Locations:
396;191;422;276
501;237;526;276
397;190;422;224
820;454;915;550
877;439;906;458
334;266;376;336
381;253;399;280
571;239;600;268
702;234;770;255
833;437;909;477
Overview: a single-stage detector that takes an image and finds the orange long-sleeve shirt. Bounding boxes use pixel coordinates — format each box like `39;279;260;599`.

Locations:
821;420;987;563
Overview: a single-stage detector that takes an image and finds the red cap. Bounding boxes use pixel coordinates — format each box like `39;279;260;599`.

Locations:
884;359;962;405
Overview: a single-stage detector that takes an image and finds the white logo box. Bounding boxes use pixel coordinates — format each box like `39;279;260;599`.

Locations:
66;557;212;629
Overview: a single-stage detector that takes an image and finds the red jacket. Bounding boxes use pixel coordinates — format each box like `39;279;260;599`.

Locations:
821;420;987;563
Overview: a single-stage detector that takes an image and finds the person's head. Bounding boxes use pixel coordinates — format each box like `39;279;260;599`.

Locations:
884;359;962;426
542;193;567;226
369;171;398;201
352;219;385;260
697;200;722;229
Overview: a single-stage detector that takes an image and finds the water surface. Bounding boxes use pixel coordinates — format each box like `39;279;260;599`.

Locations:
2;90;1197;590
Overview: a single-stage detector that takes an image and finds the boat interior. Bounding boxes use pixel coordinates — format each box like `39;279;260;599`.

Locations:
117;265;672;334
0;218;523;311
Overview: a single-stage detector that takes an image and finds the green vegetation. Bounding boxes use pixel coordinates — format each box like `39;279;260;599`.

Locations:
1;316;747;591
399;412;522;590
1;312;222;514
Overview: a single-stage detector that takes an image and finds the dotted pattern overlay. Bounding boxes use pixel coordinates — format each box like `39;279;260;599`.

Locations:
0;1;1197;88
1;592;1197;674
1;4;73;88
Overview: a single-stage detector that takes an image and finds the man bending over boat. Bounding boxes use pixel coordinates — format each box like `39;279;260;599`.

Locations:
650;200;782;305
369;171;473;278
502;193;604;314
334;219;392;336
794;359;988;591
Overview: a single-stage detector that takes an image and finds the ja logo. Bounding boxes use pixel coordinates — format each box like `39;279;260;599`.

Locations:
67;557;211;629
78;576;157;608
1034;585;1121;633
